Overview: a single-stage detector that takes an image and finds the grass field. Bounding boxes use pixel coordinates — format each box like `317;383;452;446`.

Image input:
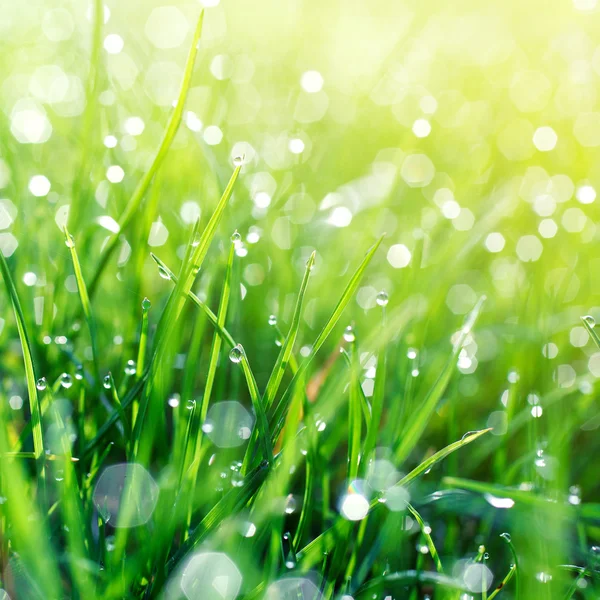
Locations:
0;0;600;598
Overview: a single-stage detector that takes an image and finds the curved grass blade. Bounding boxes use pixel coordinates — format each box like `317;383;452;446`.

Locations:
0;253;46;488
270;236;384;444
64;226;99;374
394;296;486;464
150;253;236;348
581;315;600;349
487;564;517;600
407;503;443;572
88;9;205;297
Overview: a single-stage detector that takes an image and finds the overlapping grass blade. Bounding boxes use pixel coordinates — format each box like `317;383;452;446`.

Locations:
394;296;486;464
87;9;205;297
0;253;46;487
64;226;99;373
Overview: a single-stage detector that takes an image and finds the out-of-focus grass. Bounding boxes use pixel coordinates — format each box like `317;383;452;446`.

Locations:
0;0;600;598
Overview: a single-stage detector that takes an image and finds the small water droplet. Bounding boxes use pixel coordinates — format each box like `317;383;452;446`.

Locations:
284;494;297;514
60;373;73;389
103;375;111;389
231;472;244;487
186;399;196;411
268;314;277;326
124;359;136;376
376;290;389;306
158;265;170;280
142;297;151;311
461;430;480;441
36;377;47;391
65;234;75;248
105;535;116;552
231;230;241;243
74;365;84;380
591;545;600;555
483;552;490;560
582;315;596;328
233;155;244;167
191;232;201;247
229;344;243;364
343;325;355;343
55;469;64;482
500;532;511;543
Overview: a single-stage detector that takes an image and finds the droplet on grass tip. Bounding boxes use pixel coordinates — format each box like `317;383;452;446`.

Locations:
60;373;73;389
231;230;241;243
229;344;243;363
103;375;111;389
233;155;244;167
284;494;297;514
75;365;84;380
268;314;277;326
186;399;196;410
582;315;596;328
142;297;151;311
65;234;75;248
376;290;389;306
343;325;355;343
500;532;511;543
36;377;47;391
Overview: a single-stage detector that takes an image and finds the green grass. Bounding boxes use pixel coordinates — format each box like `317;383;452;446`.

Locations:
1;1;600;599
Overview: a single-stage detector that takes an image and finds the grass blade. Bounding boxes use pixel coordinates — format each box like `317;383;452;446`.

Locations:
64;226;99;374
580;315;600;349
394;296;486;464
406;503;443;572
0;253;46;489
88;9;205;297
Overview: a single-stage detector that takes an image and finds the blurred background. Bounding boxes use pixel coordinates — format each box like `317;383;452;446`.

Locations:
1;0;600;593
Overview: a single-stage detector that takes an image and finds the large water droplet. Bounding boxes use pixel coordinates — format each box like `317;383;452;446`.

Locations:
233;155;244;167
284;494;297;514
582;315;596;328
65;234;75;248
36;377;47;391
231;230;241;243
142;297;151;311
268;314;277;326
158;265;170;280
500;532;511;543
343;325;355;343
186;399;196;411
103;375;112;389
229;344;243;364
124;360;136;376
376;290;389;307
60;373;73;389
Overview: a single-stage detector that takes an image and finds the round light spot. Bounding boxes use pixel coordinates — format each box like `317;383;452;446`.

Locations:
340;492;369;521
441;200;461;219
464;564;494;593
23;272;37;286
42;8;74;42
180;201;201;224
576;185;596;204
401;154;435;187
288;138;305;154
412;118;431;138
106;165;124;183
570;326;589;348
485;232;505;253
0;233;18;257
10;99;52;144
533;126;557;151
204;125;223;146
29;175;51;197
539;219;558;238
210;54;233;80
562;207;587;233
145;6;189;49
104;135;117;148
148;221;169;247
420;95;438;114
574;112;600;147
203;401;254;448
266;578;322;600
516;235;543;262
300;70;324;93
124;116;144;136
387;244;412;268
327;206;352;228
446;284;477;315
181;552;242;600
103;33;124;54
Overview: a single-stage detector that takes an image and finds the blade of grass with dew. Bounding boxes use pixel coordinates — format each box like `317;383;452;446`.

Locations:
356;570;464;598
136;298;151;380
581;315;600;349
64;226;99;375
0;252;46;492
394;296;486;465
150;253;236;348
87;9;205;298
348;344;362;481
270;236;384;445
407;502;443;572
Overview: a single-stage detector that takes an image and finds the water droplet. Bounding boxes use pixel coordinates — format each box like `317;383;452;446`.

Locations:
55;469;64;482
158;265;170;280
483;552;490;560
191;232;201;247
233;155;244;167
65;234;75;248
284;494;297;514
105;535;116;552
60;373;73;389
124;359;136;376
142;297;151;311
582;315;596;328
500;532;511;543
229;344;243;364
343;325;355;343
268;314;277;326
36;377;47;391
231;472;244;487
591;545;600;555
376;290;389;306
231;230;241;243
74;365;84;380
186;399;196;411
103;375;111;389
